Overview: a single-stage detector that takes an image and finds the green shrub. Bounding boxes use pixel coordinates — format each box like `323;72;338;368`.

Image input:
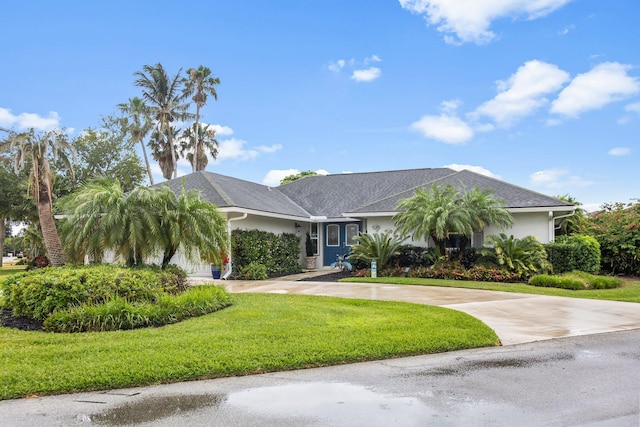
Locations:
388;245;438;268
239;262;268;280
479;234;551;279
529;271;622;290
348;231;405;270
545;235;600;274
232;229;301;278
1;264;187;320
43;286;232;332
403;260;522;283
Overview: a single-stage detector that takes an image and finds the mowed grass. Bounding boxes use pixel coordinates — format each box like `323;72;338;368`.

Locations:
0;266;26;278
0;293;498;400
341;277;640;303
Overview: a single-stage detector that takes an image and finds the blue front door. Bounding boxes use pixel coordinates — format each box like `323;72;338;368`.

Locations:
323;222;360;266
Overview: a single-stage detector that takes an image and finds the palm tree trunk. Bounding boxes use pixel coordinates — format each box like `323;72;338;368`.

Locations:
193;103;203;173
0;217;5;267
38;192;66;267
164;121;178;179
139;137;154;185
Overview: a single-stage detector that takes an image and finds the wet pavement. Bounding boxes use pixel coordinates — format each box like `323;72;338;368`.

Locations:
2;329;639;426
3;274;640;425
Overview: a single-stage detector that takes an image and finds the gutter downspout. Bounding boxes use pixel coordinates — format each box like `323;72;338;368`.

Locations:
222;213;247;280
549;210;576;242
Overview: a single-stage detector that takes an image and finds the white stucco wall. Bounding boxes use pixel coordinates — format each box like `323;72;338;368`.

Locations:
484;212;551;243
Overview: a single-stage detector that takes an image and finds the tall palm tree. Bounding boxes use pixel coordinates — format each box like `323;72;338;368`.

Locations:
184;66;220;172
394;184;472;255
134;63;192;179
2;129;75;266
118;97;154;185
149;126;180;180
180;123;218;171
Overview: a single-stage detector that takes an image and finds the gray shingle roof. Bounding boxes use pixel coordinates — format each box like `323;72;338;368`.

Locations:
159;171;310;218
348;169;574;213
160;168;573;219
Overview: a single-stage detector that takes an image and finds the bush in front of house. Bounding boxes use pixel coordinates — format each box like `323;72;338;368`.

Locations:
403;260;522;283
239;262;268;280
529;271;622;290
43;285;232;332
388;244;439;268
545;235;600;274
231;229;301;278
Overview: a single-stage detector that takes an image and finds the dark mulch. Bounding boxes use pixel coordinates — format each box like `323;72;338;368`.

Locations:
298;271;353;282
0;309;44;332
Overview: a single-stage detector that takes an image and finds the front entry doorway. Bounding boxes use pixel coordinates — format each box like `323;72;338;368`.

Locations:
323;222;360;266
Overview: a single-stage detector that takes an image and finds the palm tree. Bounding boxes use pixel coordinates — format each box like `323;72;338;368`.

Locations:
555;194;585;236
60;179;228;269
348;231;406;270
60;179;164;266
155;184;227;268
1;129;75;266
149;126;180;180
460;187;513;251
480;233;551;278
394;184;472;255
184;66;220;172
134;63;192;179
118;97;154;185
180;123;218;171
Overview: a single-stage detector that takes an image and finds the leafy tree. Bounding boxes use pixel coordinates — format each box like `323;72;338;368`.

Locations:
480;233;551;278
582;200;640;275
555;194;585;236
180;123;218;172
0;163;33;265
56;116;146;195
118;97;155;184
184;65;220;172
348;231;406;270
1;129;75;266
280;170;319;185
135;63;192;179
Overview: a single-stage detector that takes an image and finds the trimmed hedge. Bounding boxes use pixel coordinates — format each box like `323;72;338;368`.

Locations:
43;285;232;332
529;271;622;290
231;229;301;278
1;264;187;321
545;235;600;274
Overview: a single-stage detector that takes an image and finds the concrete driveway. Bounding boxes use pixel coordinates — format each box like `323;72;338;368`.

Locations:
210;277;640;345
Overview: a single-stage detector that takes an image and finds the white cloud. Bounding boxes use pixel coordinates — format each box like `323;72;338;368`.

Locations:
473;60;570;127
328;59;346;73
0;107;61;130
208;124;234;137
529;168;592;189
256;144;283;153
261;168;330;187
551;62;640;118
411;113;473;144
398;0;571;45
216;138;259;161
558;24;574;35
608;147;630;156
351;67;381;82
444;164;501;178
625;102;640;115
328;56;383;82
440;99;463;113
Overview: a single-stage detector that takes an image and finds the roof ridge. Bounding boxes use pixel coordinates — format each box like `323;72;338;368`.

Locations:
201;172;235;206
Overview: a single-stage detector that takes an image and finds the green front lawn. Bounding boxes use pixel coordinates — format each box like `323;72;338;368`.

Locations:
0;293;498;400
0;266;26;278
341;277;640;303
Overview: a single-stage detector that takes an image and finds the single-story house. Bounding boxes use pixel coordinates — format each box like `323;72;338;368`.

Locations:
163;167;574;276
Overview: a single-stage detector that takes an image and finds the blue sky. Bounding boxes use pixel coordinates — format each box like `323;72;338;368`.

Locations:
2;0;638;211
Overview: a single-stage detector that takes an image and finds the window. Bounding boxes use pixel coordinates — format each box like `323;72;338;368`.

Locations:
327;224;339;246
346;224;359;246
311;223;319;255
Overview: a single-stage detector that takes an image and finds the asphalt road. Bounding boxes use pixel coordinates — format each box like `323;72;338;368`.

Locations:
3;329;639;426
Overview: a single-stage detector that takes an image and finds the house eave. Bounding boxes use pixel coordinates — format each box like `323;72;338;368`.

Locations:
217;207;308;222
